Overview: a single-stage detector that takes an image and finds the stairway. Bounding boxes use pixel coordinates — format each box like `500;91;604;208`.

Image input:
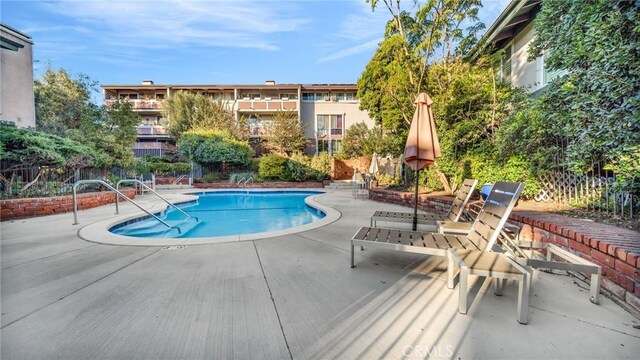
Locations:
324;180;356;190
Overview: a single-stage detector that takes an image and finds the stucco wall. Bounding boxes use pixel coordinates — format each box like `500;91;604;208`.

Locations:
0;26;35;128
510;23;542;92
300;101;374;139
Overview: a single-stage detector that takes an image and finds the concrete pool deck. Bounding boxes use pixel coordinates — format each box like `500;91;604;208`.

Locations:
1;189;639;359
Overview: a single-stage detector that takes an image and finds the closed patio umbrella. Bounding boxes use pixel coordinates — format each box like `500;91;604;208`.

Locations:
368;153;379;175
403;93;441;230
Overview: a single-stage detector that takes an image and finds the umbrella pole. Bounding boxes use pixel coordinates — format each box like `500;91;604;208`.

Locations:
413;169;419;231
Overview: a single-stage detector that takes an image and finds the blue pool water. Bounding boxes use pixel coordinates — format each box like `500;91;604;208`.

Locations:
110;191;325;238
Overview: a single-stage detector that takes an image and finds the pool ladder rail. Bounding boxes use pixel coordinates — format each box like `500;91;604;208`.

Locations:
237;175;254;193
72;179;198;234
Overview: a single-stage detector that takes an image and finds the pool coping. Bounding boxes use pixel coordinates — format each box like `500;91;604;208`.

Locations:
77;189;341;246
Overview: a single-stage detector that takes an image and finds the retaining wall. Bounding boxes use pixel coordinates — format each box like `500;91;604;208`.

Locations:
369;187;640;314
0;188;137;221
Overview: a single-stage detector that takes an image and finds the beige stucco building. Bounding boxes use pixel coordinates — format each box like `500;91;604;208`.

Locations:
471;0;564;95
102;81;375;156
0;24;36;128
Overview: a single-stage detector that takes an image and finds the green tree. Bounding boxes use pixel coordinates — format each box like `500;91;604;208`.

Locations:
177;129;253;166
525;0;640;190
34;68;99;136
69;100;139;168
164;91;246;139
264;110;308;155
0;122;101;169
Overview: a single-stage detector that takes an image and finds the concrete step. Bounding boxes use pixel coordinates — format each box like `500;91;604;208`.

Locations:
154;185;194;190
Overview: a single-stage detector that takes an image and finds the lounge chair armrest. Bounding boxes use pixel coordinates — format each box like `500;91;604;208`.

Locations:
438;221;472;235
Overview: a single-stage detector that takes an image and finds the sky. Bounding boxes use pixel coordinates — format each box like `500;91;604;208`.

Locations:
2;0;510;88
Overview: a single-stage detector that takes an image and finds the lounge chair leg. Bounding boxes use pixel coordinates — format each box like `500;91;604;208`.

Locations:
494;278;504;296
458;266;469;315
517;272;530;324
350;241;356;268
590;269;601;304
447;253;457;289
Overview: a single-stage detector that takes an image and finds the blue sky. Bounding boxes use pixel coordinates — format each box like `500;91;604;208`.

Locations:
2;0;509;87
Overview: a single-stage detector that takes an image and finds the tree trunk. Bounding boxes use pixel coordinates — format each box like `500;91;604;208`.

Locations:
436;169;452;194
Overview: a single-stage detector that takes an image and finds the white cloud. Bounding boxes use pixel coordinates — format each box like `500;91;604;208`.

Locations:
41;0;310;51
318;38;380;62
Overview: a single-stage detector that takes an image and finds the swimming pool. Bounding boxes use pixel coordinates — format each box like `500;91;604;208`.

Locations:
109;191;325;238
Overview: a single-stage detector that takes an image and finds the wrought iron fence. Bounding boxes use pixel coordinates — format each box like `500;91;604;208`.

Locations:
0;164;135;199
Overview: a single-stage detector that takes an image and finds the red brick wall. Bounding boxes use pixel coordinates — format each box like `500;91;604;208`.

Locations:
369;187;640;313
332;157;371;180
0;188;137;221
155;177;190;185
194;182;323;189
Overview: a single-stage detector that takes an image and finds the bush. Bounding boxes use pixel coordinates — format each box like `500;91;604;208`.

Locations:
178;129;253;166
197;172;220;183
258;154;288;180
310;152;332;180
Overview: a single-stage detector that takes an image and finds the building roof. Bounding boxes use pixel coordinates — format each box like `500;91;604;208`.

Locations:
468;0;541;59
101;83;357;91
0;23;34;51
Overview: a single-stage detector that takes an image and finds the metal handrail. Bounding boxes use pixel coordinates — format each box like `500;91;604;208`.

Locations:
243;176;253;191
116;179;197;221
237;177;246;188
172;175;187;186
72;180;175;231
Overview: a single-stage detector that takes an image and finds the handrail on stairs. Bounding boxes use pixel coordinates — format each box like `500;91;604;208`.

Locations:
116;179;197;221
72;179;177;232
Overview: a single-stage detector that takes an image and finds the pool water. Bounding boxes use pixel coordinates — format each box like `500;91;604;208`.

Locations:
110;191;325;238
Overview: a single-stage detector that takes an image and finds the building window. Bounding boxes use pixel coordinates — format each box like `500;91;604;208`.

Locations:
249;117;272;137
155;93;165;100
501;44;512;83
316;114;343;137
119;93;138;100
241;93;260;100
317;139;342;155
280;93;298;100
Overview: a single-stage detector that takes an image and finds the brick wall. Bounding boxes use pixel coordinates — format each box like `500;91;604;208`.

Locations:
194;182;323;189
332;157;371;180
155;177;190;185
369;187;640;313
0;188;137;221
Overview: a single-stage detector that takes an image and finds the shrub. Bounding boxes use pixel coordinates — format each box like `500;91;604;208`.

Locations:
178;129;253;166
310;152;332;180
198;172;220;183
258;154;288;180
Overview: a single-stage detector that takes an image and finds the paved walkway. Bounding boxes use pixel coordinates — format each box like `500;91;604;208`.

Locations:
1;189;639;359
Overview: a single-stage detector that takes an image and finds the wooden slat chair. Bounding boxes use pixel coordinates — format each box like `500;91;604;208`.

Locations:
370;179;478;228
352;182;530;323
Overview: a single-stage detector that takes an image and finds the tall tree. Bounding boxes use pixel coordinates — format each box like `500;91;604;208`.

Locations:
34;68;99;136
526;0;639;191
264;110;308;156
163;91;246;139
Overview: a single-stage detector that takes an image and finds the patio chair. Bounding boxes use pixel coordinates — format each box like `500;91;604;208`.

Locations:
351;181;530;323
370;179;478;229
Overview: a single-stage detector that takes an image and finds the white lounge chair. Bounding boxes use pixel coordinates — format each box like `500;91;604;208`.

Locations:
352;181;530;323
370;179;478;229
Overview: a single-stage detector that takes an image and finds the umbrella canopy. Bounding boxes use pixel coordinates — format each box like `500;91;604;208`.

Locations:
403;93;441;171
403;93;441;230
368;153;379;175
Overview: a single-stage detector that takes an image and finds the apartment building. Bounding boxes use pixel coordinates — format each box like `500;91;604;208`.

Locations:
0;24;35;128
102;80;374;157
469;0;564;96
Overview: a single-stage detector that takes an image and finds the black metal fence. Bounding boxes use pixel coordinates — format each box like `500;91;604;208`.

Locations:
0;164;135;199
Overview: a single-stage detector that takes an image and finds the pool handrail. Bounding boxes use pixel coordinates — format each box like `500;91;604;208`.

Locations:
72;179;175;232
237;176;246;188
243;176;254;190
116;179;197;221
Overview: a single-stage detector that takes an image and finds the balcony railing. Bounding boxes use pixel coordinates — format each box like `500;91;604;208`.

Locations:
317;128;343;137
105;99;163;110
237;99;297;111
137;125;168;136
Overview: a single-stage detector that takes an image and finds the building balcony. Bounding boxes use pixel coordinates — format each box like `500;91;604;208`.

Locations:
237;99;297;112
105;99;163;110
136;125;169;137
